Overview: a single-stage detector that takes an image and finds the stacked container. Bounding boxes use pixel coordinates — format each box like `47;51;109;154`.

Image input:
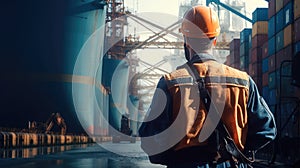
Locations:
267;0;300;138
295;0;300;53
251;8;269;92
266;0;277;106
228;39;241;69
294;0;300;102
239;28;252;73
277;0;294;100
264;0;295;107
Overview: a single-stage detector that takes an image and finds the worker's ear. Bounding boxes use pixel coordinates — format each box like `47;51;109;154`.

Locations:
212;38;217;46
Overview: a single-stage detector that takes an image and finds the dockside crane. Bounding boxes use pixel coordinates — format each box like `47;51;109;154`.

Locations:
206;0;252;23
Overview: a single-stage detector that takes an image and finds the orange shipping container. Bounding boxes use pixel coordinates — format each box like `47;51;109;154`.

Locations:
249;62;262;77
252;21;268;37
276;0;284;12
251;47;262;63
269;0;276;18
284;24;292;47
295;0;300;20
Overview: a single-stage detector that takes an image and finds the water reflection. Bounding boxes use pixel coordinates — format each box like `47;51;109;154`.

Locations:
0;157;161;168
0;143;163;168
0;144;87;159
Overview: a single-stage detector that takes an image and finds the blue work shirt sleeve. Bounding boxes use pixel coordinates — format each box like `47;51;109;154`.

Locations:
245;76;277;151
138;77;172;137
138;77;173;165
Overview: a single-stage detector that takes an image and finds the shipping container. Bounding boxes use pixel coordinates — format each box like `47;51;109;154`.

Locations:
269;88;277;105
252;21;268;37
241;55;250;73
262;42;269;59
233;50;240;63
230;61;240;69
278;65;294;97
285;44;293;56
249;34;252;49
295;0;300;20
240;28;252;44
225;55;230;65
275;49;285;69
251;47;262;63
229;50;240;65
283;24;292;47
276;30;284;52
262;86;269;103
268;16;276;38
280;64;292;77
276;9;284;33
240;42;249;56
249;62;262;77
269;36;276;55
276;0;284;12
269;71;277;89
283;2;294;27
240;55;245;71
252;34;268;48
263;72;269;86
295;41;300;54
252;8;268;23
269;105;276;114
252;76;262;90
295;17;300;42
276;45;293;67
269;0;276;19
230;39;240;51
269;54;276;72
263;58;269;73
284;0;292;6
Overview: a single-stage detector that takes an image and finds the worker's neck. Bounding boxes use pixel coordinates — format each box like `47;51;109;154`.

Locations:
189;48;213;58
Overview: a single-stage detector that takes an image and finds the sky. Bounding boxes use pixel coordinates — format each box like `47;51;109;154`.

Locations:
125;0;268;16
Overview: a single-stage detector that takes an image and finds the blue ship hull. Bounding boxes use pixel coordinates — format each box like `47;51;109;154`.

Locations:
0;0;108;135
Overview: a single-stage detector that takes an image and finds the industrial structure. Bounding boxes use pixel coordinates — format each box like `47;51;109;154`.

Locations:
1;0;300;165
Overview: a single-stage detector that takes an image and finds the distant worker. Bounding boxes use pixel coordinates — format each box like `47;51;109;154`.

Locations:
121;114;132;136
139;5;276;168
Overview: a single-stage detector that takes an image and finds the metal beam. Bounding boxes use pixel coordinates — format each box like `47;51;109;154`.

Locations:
207;0;252;23
128;14;182;39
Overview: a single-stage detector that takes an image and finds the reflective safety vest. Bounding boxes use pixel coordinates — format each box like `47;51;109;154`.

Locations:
164;60;249;152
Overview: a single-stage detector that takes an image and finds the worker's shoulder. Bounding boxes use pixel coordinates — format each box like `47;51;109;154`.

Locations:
164;64;190;80
224;64;249;80
209;61;249;80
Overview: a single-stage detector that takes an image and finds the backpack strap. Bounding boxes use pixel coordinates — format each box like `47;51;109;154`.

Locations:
186;61;255;166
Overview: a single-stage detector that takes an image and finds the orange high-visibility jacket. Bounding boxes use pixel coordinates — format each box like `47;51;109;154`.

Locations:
164;60;249;151
139;54;276;165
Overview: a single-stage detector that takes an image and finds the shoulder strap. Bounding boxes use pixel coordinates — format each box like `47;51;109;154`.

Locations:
186;62;255;165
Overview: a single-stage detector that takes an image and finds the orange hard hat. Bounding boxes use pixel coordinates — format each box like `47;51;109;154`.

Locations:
181;5;220;38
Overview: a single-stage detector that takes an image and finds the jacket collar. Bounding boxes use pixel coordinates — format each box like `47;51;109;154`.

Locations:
189;53;216;63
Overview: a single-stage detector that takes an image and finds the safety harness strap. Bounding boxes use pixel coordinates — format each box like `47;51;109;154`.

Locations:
186;61;255;166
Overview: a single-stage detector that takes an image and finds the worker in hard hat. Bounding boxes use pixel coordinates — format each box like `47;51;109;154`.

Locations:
139;5;276;168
